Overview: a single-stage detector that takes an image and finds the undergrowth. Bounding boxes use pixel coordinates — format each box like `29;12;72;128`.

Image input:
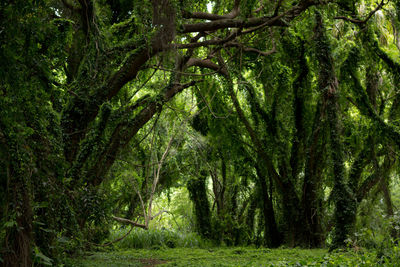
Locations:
108;227;206;249
65;246;400;266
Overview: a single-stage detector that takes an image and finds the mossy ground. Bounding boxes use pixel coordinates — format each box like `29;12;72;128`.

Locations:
64;247;392;266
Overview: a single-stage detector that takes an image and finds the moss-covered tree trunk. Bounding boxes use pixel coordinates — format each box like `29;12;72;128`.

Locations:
255;162;281;247
187;170;212;239
327;84;355;249
3;166;33;267
314;12;355;249
245;191;259;244
302;102;327;247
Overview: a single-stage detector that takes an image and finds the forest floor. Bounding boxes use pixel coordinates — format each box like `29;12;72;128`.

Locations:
65;247;383;266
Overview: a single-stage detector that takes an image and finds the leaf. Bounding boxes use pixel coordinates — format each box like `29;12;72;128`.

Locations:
3;220;16;228
34;247;53;266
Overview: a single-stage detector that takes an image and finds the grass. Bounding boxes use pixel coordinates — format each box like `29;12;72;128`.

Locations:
63;228;400;266
62;247;400;266
109;228;204;249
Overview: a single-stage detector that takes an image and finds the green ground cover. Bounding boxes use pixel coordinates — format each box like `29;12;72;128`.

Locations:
64;247;398;267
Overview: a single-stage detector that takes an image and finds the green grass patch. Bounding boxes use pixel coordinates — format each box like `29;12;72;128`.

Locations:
63;247;400;266
108;228;205;249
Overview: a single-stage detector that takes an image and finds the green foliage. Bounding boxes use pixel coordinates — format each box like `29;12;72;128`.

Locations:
109;228;205;249
187;172;212;239
3;0;400;263
33;246;53;266
66;247;400;266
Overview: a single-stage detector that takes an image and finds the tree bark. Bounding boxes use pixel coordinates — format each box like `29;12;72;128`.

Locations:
3;167;33;267
302;102;327;247
313;12;355;249
255;162;281;247
187;171;212;239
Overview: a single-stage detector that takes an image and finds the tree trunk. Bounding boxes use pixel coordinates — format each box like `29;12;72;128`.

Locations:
313;12;355;249
255;163;281;247
3;169;33;267
327;82;355;249
187;170;212;239
245;191;258;244
226;76;302;246
302;102;327;247
380;177;398;239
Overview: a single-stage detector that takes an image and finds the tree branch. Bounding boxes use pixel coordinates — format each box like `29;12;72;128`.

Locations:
180;0;318;34
186;58;229;76
224;41;276;56
173;29;241;49
101;225;134;246
181;15;286;34
112;216;148;229
334;0;386;25
87;80;198;186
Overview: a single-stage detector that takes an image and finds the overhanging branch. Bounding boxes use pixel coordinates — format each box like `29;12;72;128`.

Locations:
224;41;276;56
334;0;386;25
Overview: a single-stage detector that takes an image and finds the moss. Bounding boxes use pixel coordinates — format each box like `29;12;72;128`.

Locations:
187;171;212;239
